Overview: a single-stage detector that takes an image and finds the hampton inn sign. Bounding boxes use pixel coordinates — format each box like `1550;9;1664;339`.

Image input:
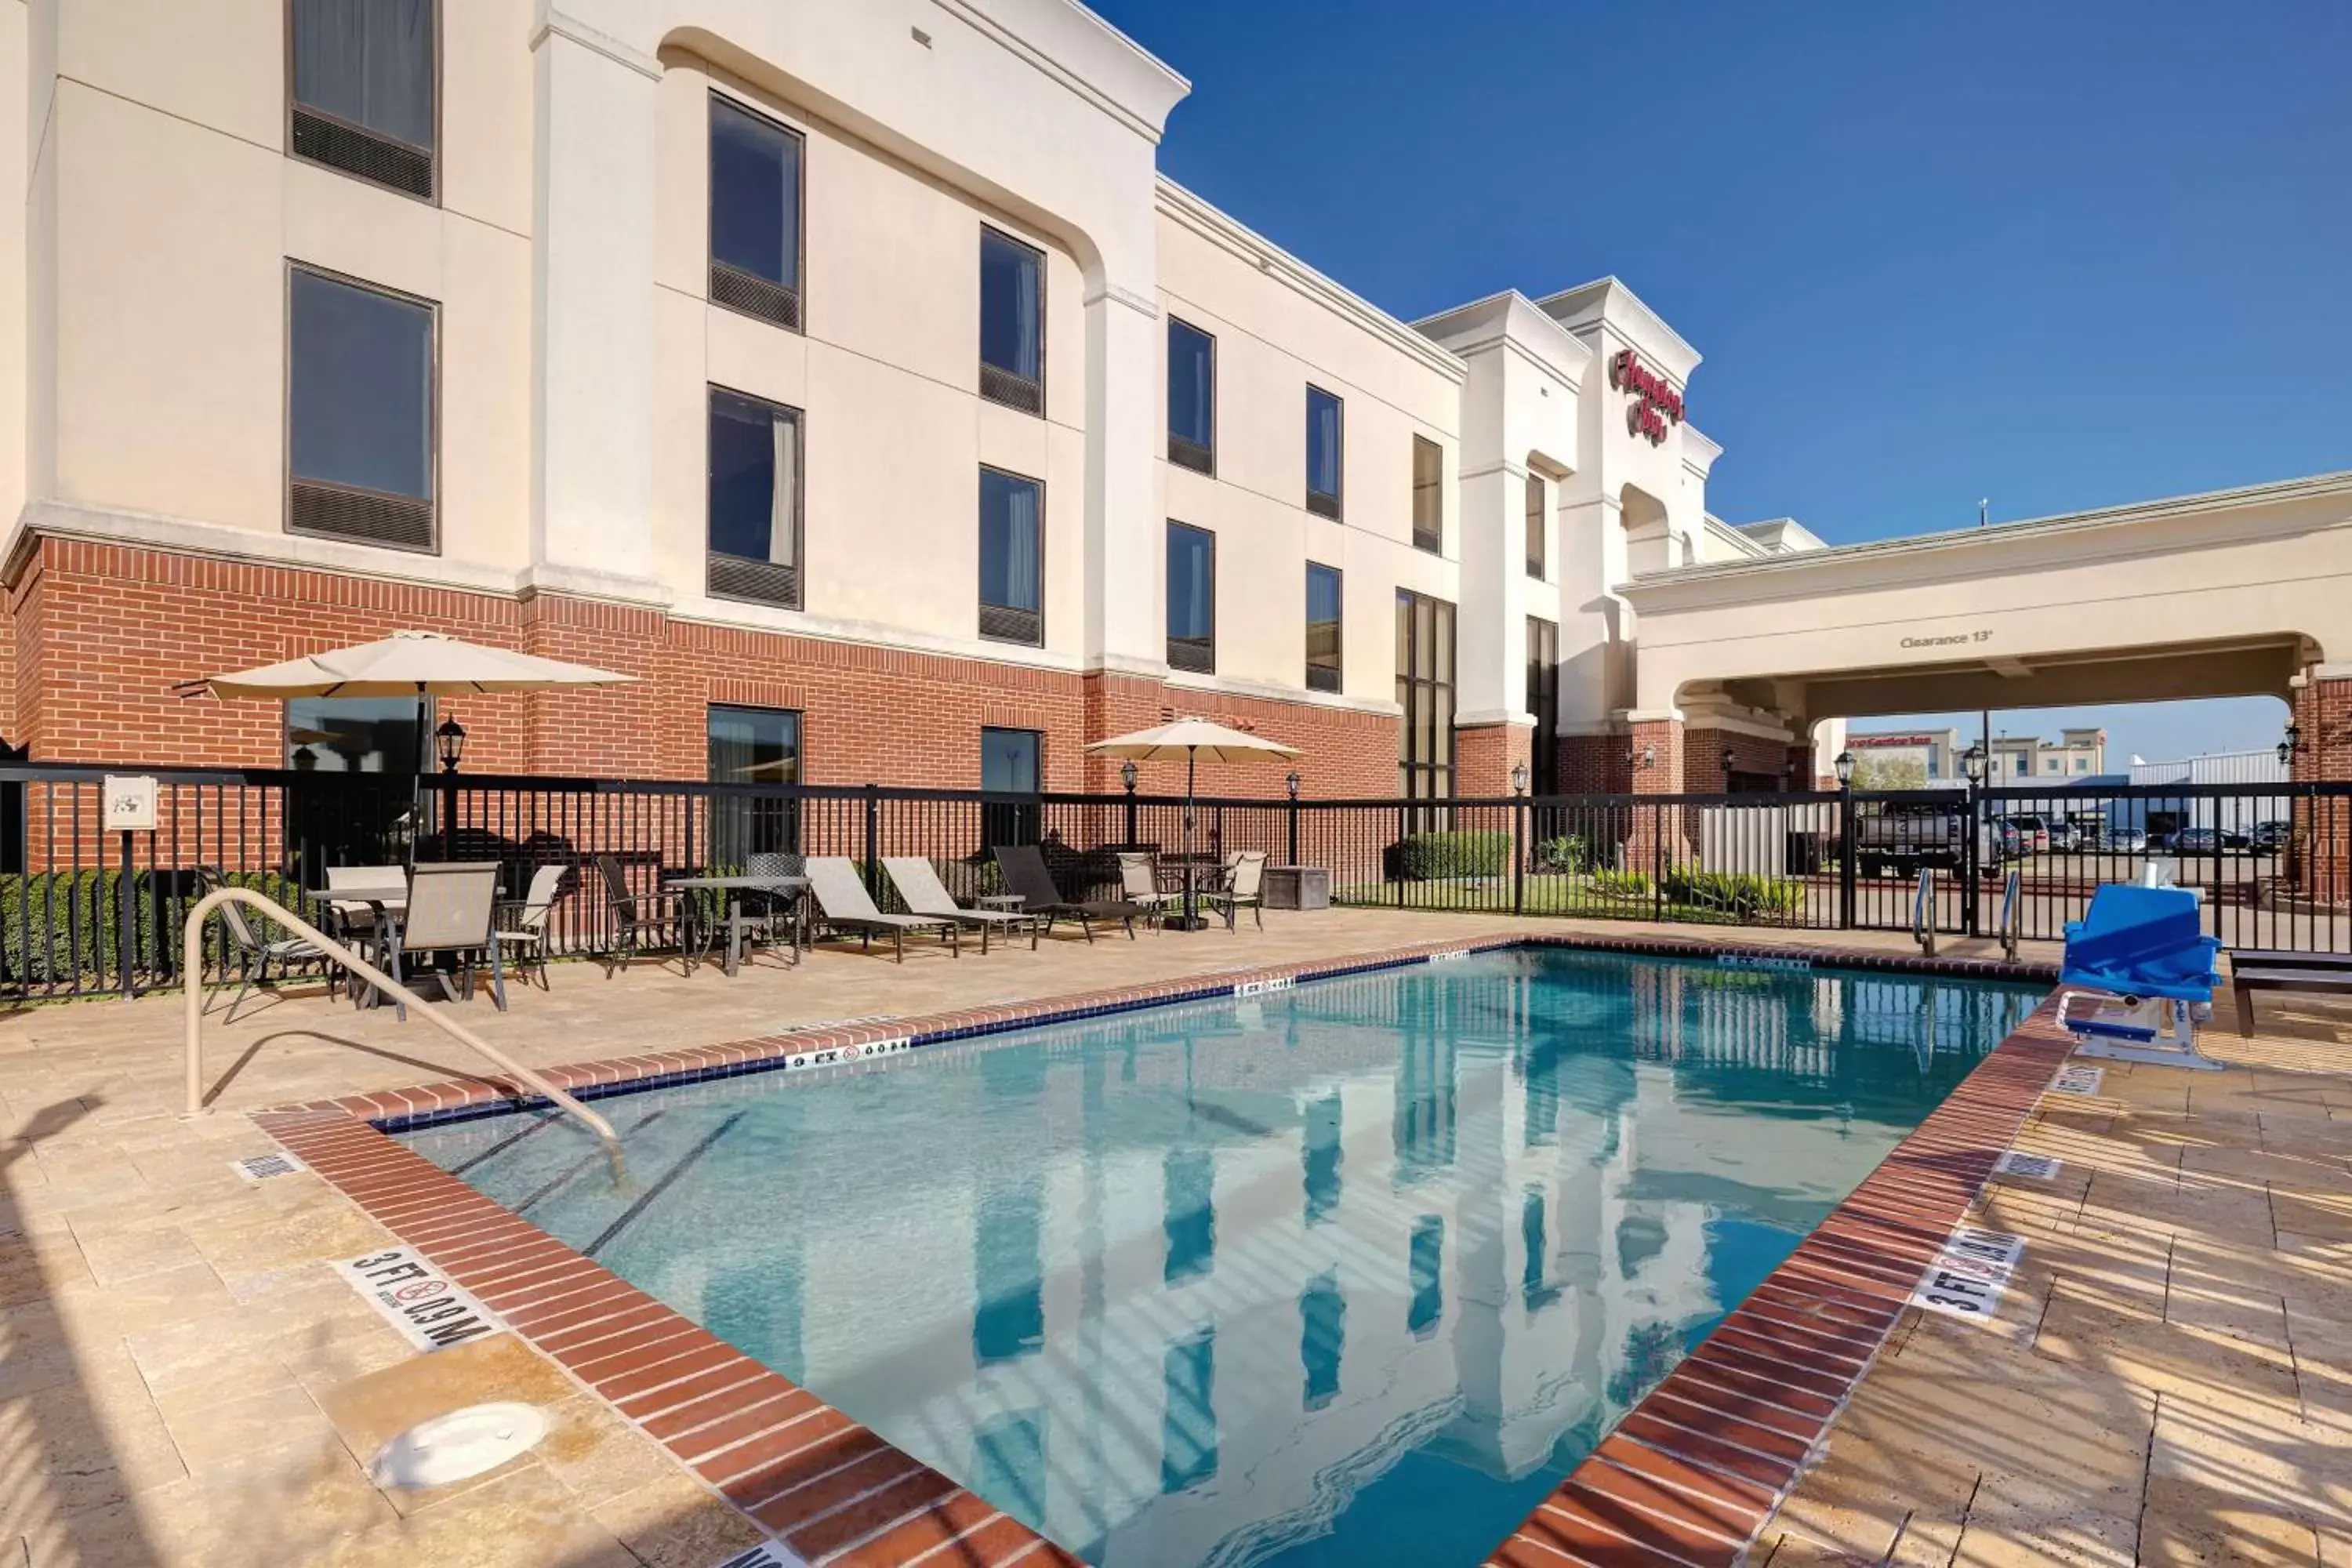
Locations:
1610;348;1686;445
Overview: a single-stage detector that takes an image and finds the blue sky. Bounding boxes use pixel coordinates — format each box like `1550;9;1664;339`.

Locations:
1090;0;2350;764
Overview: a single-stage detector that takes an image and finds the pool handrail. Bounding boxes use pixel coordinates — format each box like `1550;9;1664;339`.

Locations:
180;885;625;1182
1911;866;1938;956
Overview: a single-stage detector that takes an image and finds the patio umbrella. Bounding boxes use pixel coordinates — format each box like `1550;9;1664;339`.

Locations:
186;630;637;858
1087;719;1299;929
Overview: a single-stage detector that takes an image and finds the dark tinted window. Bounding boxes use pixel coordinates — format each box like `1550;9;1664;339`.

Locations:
1396;589;1457;800
1412;437;1443;554
710;96;802;290
978;469;1043;615
1305;562;1341;692
1525;472;1546;577
1168;320;1214;466
289;268;432;500
980;228;1043;382
1167;522;1215;672
1305;387;1342;516
981;728;1042;793
707;703;802;858
707;387;800;567
286;696;423;774
291;0;434;149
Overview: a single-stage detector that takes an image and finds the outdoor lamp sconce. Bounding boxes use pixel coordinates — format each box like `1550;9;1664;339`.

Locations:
1722;747;1737;778
1120;759;1139;794
2280;723;2303;769
1284;770;1302;801
1834;750;1856;788
1510;760;1529;796
434;716;467;775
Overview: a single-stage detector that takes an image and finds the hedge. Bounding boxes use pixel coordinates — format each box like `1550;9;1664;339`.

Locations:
1661;868;1801;918
0;868;310;988
1390;830;1511;881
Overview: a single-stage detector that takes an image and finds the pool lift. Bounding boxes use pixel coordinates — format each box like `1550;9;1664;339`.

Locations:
2054;884;2224;1070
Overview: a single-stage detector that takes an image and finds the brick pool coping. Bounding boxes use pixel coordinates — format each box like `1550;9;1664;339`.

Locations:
252;931;2064;1567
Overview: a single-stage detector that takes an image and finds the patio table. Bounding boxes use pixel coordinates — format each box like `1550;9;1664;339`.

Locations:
662;875;810;978
304;882;408;1007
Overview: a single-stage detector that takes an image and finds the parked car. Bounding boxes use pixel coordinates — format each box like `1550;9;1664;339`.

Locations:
2252;819;2293;852
1999;814;2052;854
2096;826;2147;853
2173;828;2249;853
2044;819;2085;853
1854;801;2011;880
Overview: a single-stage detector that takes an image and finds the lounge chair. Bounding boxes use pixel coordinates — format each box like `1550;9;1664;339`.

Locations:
2056;884;2222;1066
804;858;960;962
881;857;1040;953
1200;850;1268;931
2227;948;2352;1036
993;844;1142;942
1116;851;1185;929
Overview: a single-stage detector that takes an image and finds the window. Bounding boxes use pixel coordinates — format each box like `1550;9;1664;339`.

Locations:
1167;522;1216;674
285;696;423;774
2043;755;2060;774
1167;319;1215;474
2074;755;2090;774
1525;472;1547;579
706;386;803;608
1305;563;1342;693
979;227;1044;415
981;727;1041;851
1526;617;1559;795
1412;436;1443;554
1305;387;1343;519
1396;590;1456;800
707;704;802;862
978;468;1044;645
288;266;436;551
289;0;436;199
708;93;804;331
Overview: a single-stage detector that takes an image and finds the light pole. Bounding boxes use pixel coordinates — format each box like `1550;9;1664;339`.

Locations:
1835;750;1857;928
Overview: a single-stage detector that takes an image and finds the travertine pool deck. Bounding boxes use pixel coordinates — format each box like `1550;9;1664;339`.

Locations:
1;906;2343;1566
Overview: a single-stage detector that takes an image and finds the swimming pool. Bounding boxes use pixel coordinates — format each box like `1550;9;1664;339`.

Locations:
400;946;2043;1566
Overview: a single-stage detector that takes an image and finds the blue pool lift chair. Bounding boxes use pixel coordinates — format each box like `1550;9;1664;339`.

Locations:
2055;884;2223;1069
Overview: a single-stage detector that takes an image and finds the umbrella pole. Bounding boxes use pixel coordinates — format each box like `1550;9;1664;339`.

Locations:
1184;747;1197;930
410;686;427;869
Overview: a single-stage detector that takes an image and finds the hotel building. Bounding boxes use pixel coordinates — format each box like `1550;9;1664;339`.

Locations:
1;1;2346;801
0;0;1846;802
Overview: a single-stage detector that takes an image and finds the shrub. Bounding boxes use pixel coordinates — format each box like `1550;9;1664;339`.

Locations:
1534;833;1588;874
1663;868;1801;918
1590;869;1652;899
1390;830;1511;880
0;867;309;989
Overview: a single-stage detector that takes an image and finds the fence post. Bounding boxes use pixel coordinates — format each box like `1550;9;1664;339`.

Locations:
1838;789;1857;930
1962;786;1980;938
1287;793;1300;868
1512;797;1526;916
862;784;881;899
1396;804;1408;907
1650;800;1664;924
1124;776;1138;847
117;829;137;1000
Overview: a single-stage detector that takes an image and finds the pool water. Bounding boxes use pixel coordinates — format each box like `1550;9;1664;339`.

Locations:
401;946;2042;1567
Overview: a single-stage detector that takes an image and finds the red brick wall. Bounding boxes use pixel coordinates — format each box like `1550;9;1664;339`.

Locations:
1683;727;1797;792
1455;722;1532;798
1557;732;1633;796
0;538;1399;800
2292;675;2351;893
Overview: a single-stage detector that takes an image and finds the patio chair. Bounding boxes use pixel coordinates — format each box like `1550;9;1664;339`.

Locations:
384;862;506;1020
495;862;570;991
322;863;404;948
742;850;807;951
1200;850;1269;931
198;866;325;1022
1116;851;1185;931
881;857;1040;953
803;858;959;962
593;855;691;975
993;844;1142;942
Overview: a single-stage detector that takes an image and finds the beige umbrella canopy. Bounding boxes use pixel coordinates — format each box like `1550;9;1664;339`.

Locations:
194;630;637;700
1087;719;1298;928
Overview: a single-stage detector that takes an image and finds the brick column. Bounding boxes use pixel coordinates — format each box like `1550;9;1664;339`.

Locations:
2292;671;2352;896
1624;716;1686;877
1455;722;1533;798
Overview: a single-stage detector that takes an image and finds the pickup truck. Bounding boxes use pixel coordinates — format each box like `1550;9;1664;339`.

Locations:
1853;802;2012;880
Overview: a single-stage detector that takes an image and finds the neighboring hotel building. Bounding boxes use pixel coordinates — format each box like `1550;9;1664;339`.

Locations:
1844;725;2106;784
0;0;1841;800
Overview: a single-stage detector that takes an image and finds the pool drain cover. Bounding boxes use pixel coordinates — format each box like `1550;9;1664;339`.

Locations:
372;1402;549;1489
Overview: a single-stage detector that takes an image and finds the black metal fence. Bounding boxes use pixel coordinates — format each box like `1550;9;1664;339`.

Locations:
2;760;2345;1001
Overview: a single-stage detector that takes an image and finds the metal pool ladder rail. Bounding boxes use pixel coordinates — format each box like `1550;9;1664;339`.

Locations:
180;887;626;1182
1999;867;2023;962
1911;866;1938;956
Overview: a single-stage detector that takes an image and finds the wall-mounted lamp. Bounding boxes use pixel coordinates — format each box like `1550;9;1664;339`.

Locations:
1721;747;1737;779
2280;723;2304;771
